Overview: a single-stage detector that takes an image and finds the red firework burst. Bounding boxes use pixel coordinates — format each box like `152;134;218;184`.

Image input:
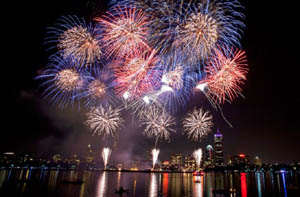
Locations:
205;47;248;104
94;6;150;59
113;49;161;99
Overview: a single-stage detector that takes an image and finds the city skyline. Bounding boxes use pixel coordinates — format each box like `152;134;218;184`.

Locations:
2;0;299;165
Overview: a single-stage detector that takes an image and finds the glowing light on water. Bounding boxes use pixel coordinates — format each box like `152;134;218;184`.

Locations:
152;149;160;169
149;173;158;197
102;148;112;169
193;148;202;169
97;172;107;197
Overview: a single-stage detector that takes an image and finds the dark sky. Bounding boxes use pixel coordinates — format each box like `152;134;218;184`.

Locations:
2;0;299;164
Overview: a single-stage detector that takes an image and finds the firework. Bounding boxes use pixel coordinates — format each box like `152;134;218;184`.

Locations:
204;47;248;104
86;105;124;138
193;148;202;169
183;108;213;141
158;54;198;114
140;105;175;142
113;49;161;99
36;56;88;108
111;0;180;54
94;6;150;58
162;66;184;90
80;67;116;107
172;0;245;63
151;148;160;169
102;147;112;169
46;15;102;66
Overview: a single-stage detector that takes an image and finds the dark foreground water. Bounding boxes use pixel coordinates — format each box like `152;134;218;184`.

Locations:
0;169;299;197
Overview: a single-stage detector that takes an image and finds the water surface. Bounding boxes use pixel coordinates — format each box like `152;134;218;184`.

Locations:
0;169;299;196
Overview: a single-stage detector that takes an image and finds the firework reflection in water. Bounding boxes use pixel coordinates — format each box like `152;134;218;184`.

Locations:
102;147;112;169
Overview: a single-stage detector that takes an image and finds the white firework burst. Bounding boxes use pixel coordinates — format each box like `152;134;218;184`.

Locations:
140;105;176;141
86;105;124;138
183;108;213;141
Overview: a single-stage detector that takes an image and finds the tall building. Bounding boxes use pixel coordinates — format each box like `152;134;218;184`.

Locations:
170;153;183;169
184;155;196;170
204;145;214;167
214;129;224;166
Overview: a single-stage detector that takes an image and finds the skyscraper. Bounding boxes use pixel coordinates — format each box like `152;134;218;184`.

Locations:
205;145;214;167
214;129;224;166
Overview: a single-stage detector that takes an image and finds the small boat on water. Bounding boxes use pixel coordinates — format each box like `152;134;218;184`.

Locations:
115;186;129;194
193;170;204;176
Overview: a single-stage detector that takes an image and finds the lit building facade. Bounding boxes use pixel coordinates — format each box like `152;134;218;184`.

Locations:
253;156;262;166
204;145;214;167
184;155;196;170
170;153;183;170
214;130;224;166
229;154;250;165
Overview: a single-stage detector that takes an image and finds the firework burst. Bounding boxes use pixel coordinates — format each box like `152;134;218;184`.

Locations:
183;108;213;141
46;15;102;66
173;0;245;63
204;47;248;104
158;54;198;114
36;55;88;108
113;49;161;99
80;67;117;107
139;105;176;142
86;105;124;138
94;6;150;59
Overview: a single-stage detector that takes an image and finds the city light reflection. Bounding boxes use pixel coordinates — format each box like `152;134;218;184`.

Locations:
162;173;168;196
256;172;262;197
281;172;287;197
240;173;247;197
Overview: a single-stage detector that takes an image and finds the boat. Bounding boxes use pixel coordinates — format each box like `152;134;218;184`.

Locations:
115;189;129;194
193;170;204;176
115;186;129;194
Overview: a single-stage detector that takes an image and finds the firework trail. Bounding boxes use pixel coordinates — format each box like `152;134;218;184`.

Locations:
203;47;248;104
35;55;88;108
102;147;112;169
193;148;202;169
139;105;176;144
94;6;151;59
86;105;124;138
113;49;161;99
183;108;213;141
121;84;174;118
46;15;102;66
151;148;160;169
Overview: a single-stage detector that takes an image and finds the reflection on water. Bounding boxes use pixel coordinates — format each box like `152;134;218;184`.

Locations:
97;171;107;197
149;173;158;197
240;173;247;197
0;169;299;197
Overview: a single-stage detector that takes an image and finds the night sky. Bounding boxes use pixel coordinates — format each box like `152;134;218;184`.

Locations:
2;0;299;164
